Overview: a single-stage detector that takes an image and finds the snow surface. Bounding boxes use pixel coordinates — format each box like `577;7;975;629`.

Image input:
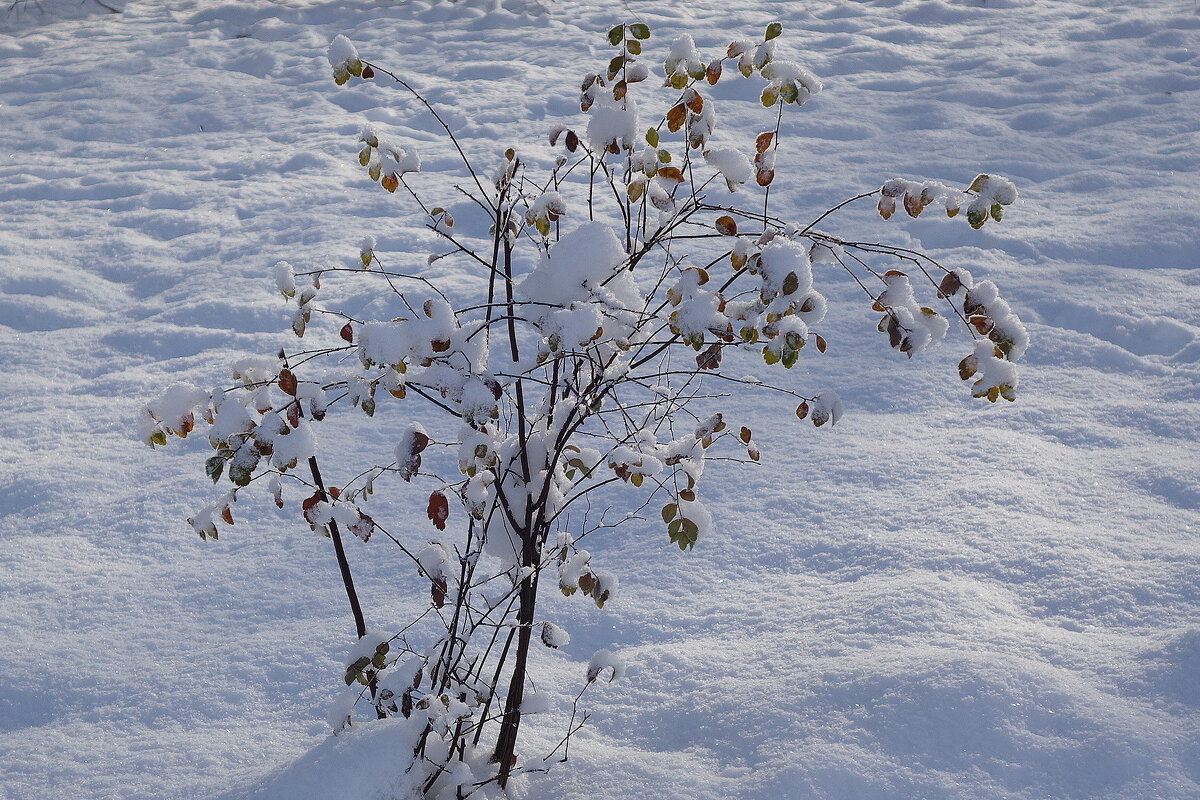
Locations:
1;0;1198;799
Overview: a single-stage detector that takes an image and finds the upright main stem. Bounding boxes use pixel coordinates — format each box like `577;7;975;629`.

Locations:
308;455;368;640
493;224;539;787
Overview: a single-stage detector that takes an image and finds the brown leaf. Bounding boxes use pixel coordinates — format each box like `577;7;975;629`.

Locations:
679;488;696;502
969;315;994;335
613;79;628;101
339;323;354;343
286;402;301;429
795;401;809;420
706;59;722;85
431;577;447;608
887;314;903;348
565;130;579;152
755;132;774;153
350;512;374;542
278;369;297;396
657;166;685;183
739;426;752;443
220;506;234;525
815;334;827;353
666;103;686;133
715;215;737;236
938;271;962;298
696;342;722;370
302;492;322;524
426;490;449;531
685;90;704;114
755;168;774;187
902;192;925;218
360;65;375;79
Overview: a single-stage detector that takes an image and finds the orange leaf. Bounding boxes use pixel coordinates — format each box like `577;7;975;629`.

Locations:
666;103;686;133
657;166;685;183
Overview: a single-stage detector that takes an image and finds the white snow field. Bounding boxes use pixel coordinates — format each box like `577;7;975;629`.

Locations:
1;0;1198;798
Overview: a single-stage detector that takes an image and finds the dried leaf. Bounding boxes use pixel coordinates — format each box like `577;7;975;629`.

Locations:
706;59;722;85
278;369;297;396
426;490;449;531
696;342;722;370
302;492;322;524
715;215;737;236
657;166;685;183
666;103;687;133
877;196;895;220
938;271;962;297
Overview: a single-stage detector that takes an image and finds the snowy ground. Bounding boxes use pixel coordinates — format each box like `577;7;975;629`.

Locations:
1;0;1198;798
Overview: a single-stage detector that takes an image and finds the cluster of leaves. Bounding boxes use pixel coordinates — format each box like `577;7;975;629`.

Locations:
877;173;1018;230
357;124;420;193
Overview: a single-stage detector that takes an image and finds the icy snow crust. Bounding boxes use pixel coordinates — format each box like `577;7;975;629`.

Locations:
2;0;1199;799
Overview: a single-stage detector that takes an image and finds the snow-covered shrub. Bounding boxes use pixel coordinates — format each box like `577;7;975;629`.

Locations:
146;22;1027;798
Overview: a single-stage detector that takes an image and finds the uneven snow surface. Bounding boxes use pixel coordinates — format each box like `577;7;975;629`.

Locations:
2;0;1198;798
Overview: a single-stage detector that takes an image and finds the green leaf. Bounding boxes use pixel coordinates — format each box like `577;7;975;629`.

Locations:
229;463;253;487
661;503;678;523
782;271;799;296
607;24;624;46
765;21;783;40
645;127;659;147
205;455;226;484
630;23;651;40
149;430;167;448
990;203;1003;222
